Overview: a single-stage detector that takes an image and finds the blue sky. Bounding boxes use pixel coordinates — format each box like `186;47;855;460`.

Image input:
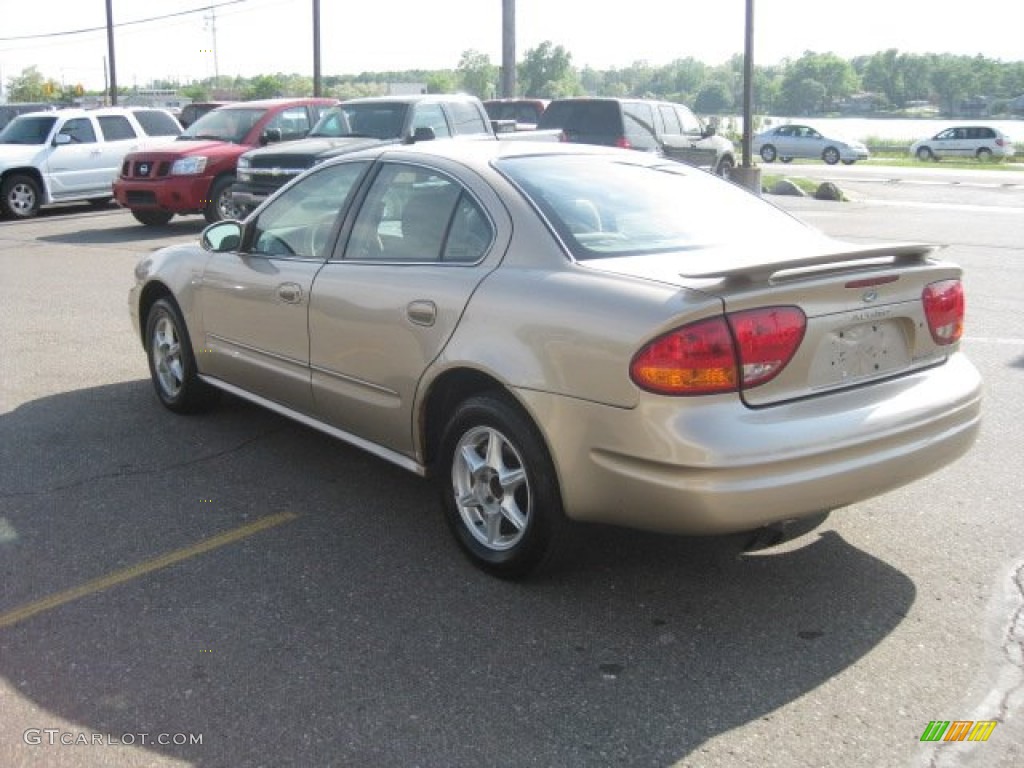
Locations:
2;0;1022;92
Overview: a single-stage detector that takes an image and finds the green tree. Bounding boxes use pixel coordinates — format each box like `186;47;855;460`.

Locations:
6;66;49;102
694;82;731;113
929;55;978;115
518;41;579;98
457;50;496;98
426;72;457;93
242;75;285;100
780;52;858;113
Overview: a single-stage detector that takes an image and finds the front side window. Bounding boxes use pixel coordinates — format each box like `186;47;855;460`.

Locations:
675;105;702;135
183;108;265;142
447;101;488;134
59;118;97;144
266;106;313;142
249;161;369;260
97;115;138;141
410;104;451;138
344;164;491;263
133;110;182;136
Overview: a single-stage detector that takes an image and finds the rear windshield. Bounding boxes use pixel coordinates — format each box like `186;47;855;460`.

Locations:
537;101;621;134
495;154;812;261
0;115;57;144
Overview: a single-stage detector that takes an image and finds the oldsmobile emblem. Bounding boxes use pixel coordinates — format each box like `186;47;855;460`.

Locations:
862;290;878;303
138;162;151;176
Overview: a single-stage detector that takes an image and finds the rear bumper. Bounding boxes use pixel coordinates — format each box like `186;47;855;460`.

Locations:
516;353;982;534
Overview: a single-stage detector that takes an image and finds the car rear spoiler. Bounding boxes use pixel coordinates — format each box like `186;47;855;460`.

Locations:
679;242;942;284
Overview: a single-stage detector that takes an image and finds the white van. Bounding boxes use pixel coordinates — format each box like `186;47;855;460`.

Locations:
0;107;181;218
910;125;1015;161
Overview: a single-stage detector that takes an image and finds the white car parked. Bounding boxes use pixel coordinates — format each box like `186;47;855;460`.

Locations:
0;107;181;218
909;125;1015;162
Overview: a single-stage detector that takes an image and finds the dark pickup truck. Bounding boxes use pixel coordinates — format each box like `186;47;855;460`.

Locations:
233;94;502;209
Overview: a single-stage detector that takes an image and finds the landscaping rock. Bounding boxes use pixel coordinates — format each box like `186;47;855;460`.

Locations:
770;178;806;196
814;181;844;201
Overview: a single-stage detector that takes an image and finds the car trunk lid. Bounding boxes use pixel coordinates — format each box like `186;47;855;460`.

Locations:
584;240;964;406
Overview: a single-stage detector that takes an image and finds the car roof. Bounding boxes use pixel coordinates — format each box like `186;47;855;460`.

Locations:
341;94;481;105
318;134;667;172
219;97;336;109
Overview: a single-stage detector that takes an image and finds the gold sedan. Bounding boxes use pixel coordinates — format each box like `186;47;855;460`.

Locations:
129;141;982;578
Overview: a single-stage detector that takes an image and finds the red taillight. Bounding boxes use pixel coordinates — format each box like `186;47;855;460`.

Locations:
630;307;806;396
728;307;807;387
996;137;1005;146
615;136;632;149
922;279;964;345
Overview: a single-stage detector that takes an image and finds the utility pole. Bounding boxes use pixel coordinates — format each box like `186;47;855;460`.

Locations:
205;8;221;87
105;0;118;105
501;0;515;98
313;0;322;96
730;0;762;193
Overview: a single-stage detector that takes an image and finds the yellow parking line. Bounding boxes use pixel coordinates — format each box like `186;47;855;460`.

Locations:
0;512;299;629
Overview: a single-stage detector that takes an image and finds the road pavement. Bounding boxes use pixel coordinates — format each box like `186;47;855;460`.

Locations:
0;168;1021;767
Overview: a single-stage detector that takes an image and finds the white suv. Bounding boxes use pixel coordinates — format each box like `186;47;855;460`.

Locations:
910;125;1016;162
0;107;181;218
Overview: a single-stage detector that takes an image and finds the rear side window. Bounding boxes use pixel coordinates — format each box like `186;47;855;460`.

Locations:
97;115;138;141
447;101;489;135
133;110;181;136
621;102;657;150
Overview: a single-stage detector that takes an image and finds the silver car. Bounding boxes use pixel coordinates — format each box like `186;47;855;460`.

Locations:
753;123;870;165
130;141;981;577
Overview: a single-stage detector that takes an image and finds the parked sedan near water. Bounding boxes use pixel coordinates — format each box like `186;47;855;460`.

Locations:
909;125;1015;161
129;141;981;578
753;123;870;164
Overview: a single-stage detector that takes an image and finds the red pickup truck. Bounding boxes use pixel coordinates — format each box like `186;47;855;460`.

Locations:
113;97;336;226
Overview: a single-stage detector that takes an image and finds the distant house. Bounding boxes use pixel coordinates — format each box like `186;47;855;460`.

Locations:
387;82;428;96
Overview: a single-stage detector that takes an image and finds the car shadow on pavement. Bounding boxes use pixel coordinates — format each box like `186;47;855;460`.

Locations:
0;381;915;768
39;218;208;246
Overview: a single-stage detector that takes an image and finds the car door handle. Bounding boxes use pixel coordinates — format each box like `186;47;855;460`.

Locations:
277;283;303;304
406;300;436;326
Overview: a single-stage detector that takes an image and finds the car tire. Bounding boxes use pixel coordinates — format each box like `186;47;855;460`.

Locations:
439;392;568;579
144;298;219;413
1;174;41;219
916;146;935;161
822;147;840;165
715;155;735;178
976;147;993;162
759;145;777;163
204;175;242;223
132;209;174;226
841;159;856;165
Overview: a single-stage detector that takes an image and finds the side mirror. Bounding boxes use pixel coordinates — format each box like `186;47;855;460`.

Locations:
261;127;283;146
702;125;717;138
405;126;436;144
201;220;242;253
53;133;72;146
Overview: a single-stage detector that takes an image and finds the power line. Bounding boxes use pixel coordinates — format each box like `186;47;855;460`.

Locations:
0;1;248;42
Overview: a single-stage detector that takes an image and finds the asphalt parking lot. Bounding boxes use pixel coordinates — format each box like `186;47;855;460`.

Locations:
1;170;1022;767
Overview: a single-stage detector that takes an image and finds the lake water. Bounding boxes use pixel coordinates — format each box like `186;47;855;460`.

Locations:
718;116;1024;144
